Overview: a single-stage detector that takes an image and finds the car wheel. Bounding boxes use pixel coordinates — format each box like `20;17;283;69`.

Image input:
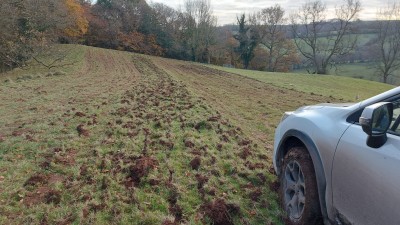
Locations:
279;147;323;225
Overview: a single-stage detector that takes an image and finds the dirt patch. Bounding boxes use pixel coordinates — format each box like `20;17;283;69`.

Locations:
162;220;178;225
239;147;252;160
23;187;61;206
190;156;201;170
238;139;251;146
169;204;183;222
129;157;158;185
159;139;174;150
24;174;48;187
256;173;267;184
74;111;86;117
12;129;33;137
184;139;195;148
195;174;209;189
249;188;263;202
200;198;240;225
269;180;280;193
245;161;265;170
77;124;90;137
54;148;77;166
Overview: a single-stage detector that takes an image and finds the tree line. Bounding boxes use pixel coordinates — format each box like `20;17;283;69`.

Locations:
1;0;399;83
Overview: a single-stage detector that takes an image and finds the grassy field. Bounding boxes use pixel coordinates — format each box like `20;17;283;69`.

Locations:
213;65;394;101
293;62;400;85
0;44;394;224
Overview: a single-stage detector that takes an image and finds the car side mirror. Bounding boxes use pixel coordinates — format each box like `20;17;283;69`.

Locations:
359;102;393;148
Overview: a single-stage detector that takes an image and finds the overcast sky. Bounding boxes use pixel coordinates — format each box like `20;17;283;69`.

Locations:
146;0;383;25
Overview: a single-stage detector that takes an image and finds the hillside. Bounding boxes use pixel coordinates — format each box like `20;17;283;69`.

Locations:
0;45;394;224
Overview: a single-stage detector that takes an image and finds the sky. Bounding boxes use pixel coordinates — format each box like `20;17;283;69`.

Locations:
146;0;383;25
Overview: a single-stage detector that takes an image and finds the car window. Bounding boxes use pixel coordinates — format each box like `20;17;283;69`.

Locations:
347;94;400;125
389;99;400;135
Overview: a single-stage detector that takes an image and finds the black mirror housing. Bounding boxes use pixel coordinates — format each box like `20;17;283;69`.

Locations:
359;102;393;148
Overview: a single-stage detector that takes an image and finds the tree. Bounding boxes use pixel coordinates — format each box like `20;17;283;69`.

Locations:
290;0;361;74
150;3;190;59
64;0;89;38
182;0;217;63
375;3;400;83
255;5;299;72
234;14;259;69
0;0;72;71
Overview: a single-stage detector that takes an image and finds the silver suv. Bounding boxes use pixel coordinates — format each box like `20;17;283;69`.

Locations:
273;86;400;225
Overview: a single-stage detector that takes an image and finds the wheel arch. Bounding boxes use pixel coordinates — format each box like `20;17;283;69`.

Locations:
276;129;328;222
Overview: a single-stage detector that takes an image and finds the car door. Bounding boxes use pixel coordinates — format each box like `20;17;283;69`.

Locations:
331;99;400;225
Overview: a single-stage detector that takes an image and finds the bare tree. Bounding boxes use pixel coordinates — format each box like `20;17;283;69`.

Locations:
254;5;299;72
290;0;361;74
0;0;73;72
375;3;400;83
183;0;217;63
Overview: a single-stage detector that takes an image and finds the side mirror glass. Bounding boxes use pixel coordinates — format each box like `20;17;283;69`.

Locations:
359;102;393;148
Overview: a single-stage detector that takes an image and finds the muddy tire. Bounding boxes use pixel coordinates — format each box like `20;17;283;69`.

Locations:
279;147;323;225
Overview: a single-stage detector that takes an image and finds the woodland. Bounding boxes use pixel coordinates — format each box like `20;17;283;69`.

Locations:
1;0;400;82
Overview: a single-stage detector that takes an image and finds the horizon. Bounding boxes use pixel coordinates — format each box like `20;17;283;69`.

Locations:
89;0;387;26
146;0;382;26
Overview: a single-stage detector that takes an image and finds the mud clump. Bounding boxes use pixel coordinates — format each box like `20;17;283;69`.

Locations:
44;189;61;204
245;162;265;170
74;112;86;117
249;188;263;202
12;130;25;137
200;198;240;225
217;143;223;151
239;147;252;160
162;220;178;225
194;121;212;131
208;115;221;122
24;187;61;206
269;180;280;193
256;173;267;184
184;139;195;148
190;156;201;170
159;139;174;150
268;165;276;175
129;157;158;185
77;124;90;137
238;139;251;146
149;179;160;186
169;204;183;222
24;174;48;187
195;174;209;189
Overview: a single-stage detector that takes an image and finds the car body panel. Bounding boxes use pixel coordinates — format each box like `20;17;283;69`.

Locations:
273;86;400;224
332;126;400;225
274;105;355;222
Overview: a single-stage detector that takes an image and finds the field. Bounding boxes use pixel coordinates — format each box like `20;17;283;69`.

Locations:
213;65;393;101
0;45;394;224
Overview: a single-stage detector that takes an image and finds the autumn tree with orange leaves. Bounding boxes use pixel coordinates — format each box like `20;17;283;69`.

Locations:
64;0;89;38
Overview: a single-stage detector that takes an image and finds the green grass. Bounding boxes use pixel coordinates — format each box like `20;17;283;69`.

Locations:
0;46;284;224
0;44;86;83
0;43;395;224
211;65;394;101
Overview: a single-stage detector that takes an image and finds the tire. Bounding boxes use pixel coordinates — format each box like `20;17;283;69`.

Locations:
279;147;323;225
